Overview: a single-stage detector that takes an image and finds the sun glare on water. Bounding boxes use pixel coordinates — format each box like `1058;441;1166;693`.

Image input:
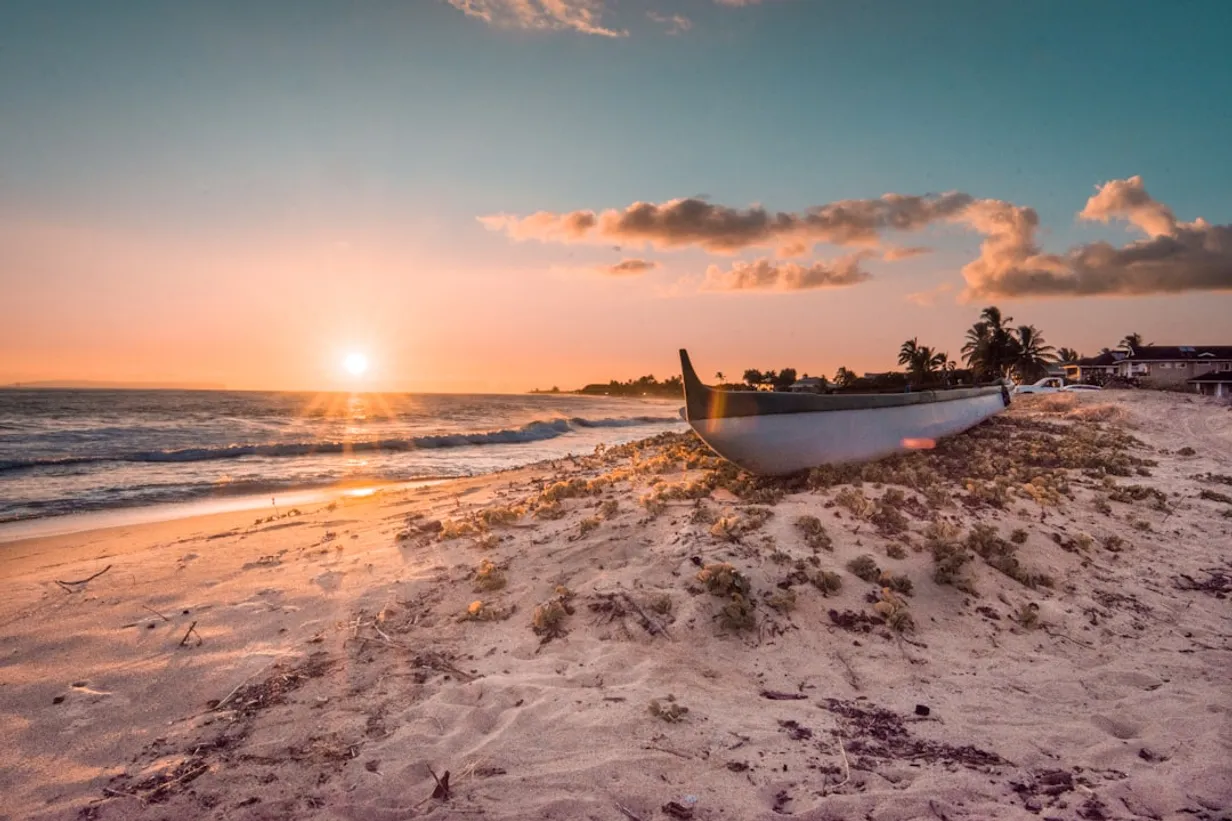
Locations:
343;353;369;376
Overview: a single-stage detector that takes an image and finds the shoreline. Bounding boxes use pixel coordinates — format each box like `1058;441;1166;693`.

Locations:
1;390;1229;820
0;478;452;546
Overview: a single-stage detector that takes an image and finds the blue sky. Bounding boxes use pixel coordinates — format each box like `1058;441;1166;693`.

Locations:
2;0;1230;390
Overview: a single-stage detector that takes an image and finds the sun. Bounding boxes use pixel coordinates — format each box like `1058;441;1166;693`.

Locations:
343;352;369;376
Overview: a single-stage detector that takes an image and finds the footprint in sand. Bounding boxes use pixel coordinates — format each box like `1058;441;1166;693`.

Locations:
1091;714;1142;739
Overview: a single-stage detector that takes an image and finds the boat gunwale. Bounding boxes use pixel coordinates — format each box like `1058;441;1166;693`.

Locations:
680;349;1011;420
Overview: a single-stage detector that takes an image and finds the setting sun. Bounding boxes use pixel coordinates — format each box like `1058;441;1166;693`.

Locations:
343;353;369;376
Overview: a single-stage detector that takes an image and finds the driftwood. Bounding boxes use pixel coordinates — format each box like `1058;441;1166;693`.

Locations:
55;565;112;591
178;621;201;647
760;689;807;701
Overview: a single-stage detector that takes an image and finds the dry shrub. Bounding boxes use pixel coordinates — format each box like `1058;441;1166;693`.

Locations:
926;520;975;591
639;492;667;517
473;559;508;592
458;600;514;623
795;515;834;551
873;588;915;632
534;499;565;520
871;498;910;535
439;518;487;541
539;478;593;503
886;543;908;560
709;507;772;542
1109;484;1168;505
811;570;843;596
599;499;620;518
532;589;575;638
656;479;712;501
835;487;875;519
1032;394;1078;414
879;570;914;596
648;696;689;722
718;594;757;631
847;554;881;583
766;588;797;613
697;562;752;597
479;505;524;527
578;516;601;536
966;524;1054;589
923;484;953;510
1067;403;1128;424
473;532;500;550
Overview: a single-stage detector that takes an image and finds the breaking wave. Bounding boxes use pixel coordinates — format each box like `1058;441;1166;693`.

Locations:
0;415;679;474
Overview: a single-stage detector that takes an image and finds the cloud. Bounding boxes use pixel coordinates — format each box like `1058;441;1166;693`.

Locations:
481;192;973;254
959;177;1232;298
882;245;931;261
600;258;658;275
904;282;954;306
447;0;626;37
647;11;692;34
703;254;872;291
1078;174;1177;238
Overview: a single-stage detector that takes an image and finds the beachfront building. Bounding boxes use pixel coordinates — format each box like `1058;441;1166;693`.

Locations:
1189;372;1232;399
1064;350;1127;382
788;377;827;393
1113;346;1232;388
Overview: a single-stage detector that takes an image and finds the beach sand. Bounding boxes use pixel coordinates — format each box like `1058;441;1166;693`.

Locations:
1;390;1229;821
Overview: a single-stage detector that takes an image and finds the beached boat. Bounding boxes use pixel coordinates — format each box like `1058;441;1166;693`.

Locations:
679;349;1011;475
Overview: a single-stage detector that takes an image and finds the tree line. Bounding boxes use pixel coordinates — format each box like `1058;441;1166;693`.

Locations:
550;312;1151;395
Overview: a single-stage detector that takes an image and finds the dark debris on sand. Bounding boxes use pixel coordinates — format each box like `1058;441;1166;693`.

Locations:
822;699;1008;770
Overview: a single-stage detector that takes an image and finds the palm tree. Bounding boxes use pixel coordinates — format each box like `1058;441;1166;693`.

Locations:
900;338;945;383
898;338;922;371
742;369;763;387
833;366;857;388
1012;324;1057;382
962;321;991;375
1056;347;1081;364
963;306;1022;379
715;371;725;384
1120;332;1149;350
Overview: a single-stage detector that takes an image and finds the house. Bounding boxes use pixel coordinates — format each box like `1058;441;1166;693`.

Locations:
1115;346;1232;388
1188;372;1232;399
1064;350;1127;382
788;377;827;393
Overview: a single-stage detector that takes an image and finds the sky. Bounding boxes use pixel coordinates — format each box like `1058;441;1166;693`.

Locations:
2;0;1230;392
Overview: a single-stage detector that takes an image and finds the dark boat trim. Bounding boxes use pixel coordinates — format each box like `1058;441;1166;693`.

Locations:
681;349;1011;421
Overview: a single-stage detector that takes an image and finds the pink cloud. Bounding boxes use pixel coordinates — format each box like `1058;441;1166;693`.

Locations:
703;254;872;291
481;192;972;254
959;177;1232;298
447;0;626;37
599;258;658;275
647;11;692;34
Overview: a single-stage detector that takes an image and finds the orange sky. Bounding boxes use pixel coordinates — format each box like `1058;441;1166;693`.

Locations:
3;212;1228;393
3;3;1229;393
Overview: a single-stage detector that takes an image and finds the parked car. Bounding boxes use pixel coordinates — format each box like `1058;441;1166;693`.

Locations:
1013;377;1103;395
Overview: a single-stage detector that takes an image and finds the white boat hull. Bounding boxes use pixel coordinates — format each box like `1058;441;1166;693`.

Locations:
687;390;1006;475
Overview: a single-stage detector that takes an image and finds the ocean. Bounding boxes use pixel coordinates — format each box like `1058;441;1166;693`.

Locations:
0;389;685;533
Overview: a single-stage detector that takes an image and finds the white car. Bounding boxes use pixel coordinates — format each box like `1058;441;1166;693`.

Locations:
1013;377;1102;395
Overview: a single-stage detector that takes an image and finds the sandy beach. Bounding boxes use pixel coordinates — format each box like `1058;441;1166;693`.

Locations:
1;390;1230;821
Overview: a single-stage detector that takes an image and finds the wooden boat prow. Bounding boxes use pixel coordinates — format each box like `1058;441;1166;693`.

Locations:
679;349;1010;475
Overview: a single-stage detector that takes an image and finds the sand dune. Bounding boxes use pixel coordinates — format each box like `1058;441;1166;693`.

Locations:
1;390;1229;821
